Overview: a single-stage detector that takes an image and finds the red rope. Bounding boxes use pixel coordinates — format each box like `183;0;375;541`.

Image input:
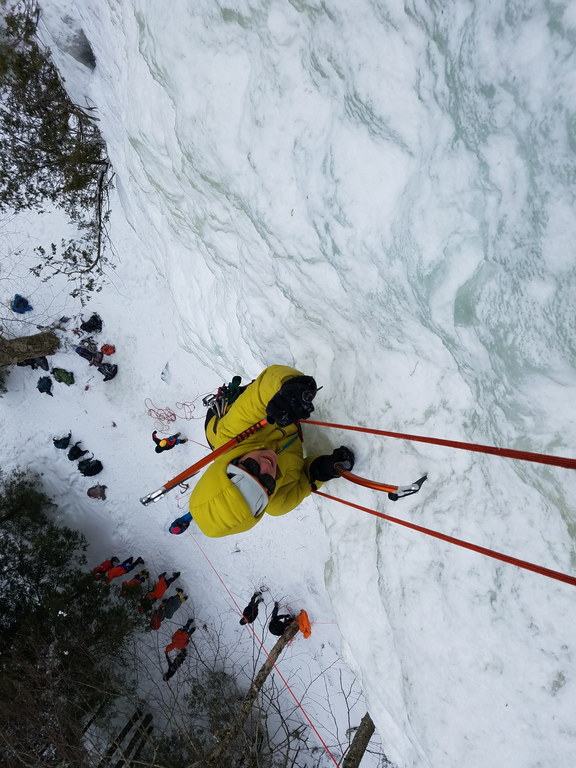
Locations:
303;420;576;470
315;490;576;587
188;534;342;767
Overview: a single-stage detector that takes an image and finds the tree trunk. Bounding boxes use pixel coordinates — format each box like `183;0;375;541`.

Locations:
0;331;60;366
342;712;376;768
200;621;300;767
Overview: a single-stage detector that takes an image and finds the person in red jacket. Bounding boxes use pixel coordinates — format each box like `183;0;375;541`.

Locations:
165;619;196;653
93;556;119;581
138;571;181;613
104;556;144;584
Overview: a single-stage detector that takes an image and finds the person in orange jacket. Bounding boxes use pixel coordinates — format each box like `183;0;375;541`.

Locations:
138;571;181;613
119;569;149;597
165;619;196;653
92;556;118;580
104;556;144;584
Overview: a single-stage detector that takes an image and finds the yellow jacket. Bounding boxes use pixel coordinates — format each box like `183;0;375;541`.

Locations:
190;365;321;538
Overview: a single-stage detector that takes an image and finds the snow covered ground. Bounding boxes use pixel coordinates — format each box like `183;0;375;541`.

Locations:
2;1;576;766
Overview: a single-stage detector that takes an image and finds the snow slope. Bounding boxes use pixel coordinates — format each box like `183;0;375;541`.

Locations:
3;1;576;766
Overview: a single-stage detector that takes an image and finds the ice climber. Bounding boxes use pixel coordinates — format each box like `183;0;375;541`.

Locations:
168;364;355;538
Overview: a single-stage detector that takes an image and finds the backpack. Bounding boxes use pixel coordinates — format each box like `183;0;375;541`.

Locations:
51;368;75;386
68;441;88;461
53;432;72;449
78;458;103;477
80;313;103;334
100;344;116;356
37;376;53;396
87;484;107;500
11;294;33;314
75;346;97;362
98;363;118;381
17;356;49;371
78;336;98;353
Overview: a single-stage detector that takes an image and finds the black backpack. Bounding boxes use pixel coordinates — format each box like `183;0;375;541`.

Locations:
18;356;49;371
37;376;53;396
80;313;103;334
78;458;103;477
98;363;118;381
53;432;72;449
68;442;89;461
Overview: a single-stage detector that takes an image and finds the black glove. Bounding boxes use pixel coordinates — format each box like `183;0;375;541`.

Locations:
266;375;317;427
309;446;355;484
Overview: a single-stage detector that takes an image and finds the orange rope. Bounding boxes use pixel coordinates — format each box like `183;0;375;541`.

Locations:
303;420;576;470
315;490;576;587
188;534;342;767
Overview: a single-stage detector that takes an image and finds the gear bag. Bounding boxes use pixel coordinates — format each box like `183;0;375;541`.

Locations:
87;484;107;500
11;294;33;314
68;442;89;461
37;376;53;396
52;368;75;386
98;363;118;381
78;458;103;477
17;356;49;371
80;313;103;333
53;432;71;449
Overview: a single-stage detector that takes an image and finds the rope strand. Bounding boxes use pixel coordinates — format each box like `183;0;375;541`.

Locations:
188;534;342;766
303;420;576;470
315;490;576;587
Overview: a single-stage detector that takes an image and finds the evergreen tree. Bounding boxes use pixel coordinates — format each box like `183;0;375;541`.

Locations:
0;470;139;768
0;1;113;300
